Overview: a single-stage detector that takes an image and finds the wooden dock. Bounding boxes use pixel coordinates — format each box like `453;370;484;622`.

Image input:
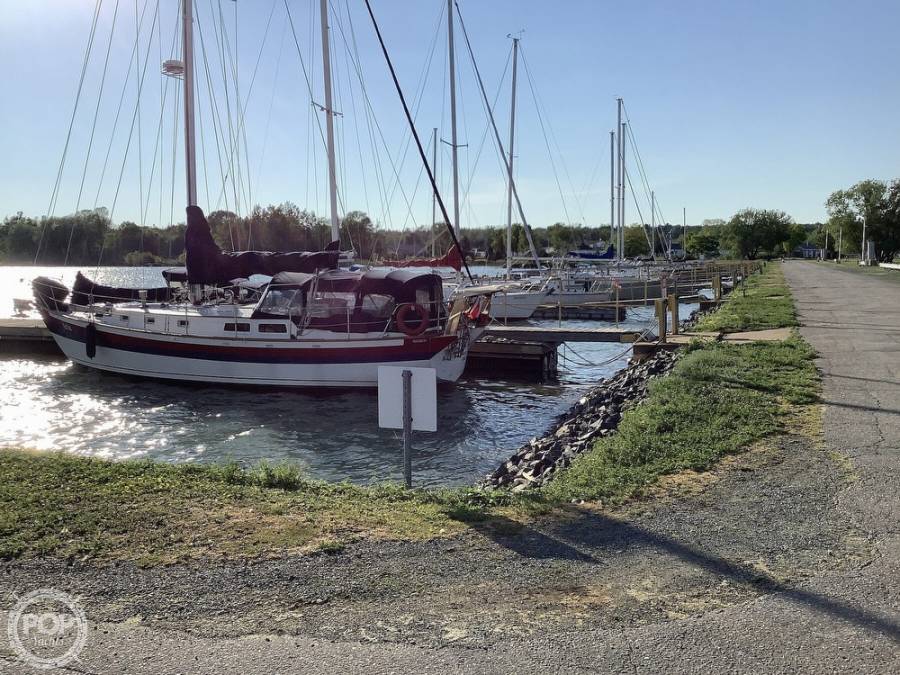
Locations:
532;304;625;321
482;325;641;344
0;318;58;354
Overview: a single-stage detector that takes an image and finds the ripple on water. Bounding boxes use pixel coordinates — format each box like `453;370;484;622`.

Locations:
0;266;696;485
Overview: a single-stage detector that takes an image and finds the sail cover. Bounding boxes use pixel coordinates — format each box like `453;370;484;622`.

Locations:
565;245;616;260
379;244;462;271
71;271;171;305
185;206;340;283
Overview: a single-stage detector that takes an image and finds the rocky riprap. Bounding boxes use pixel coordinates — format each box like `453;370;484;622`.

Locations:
483;349;681;491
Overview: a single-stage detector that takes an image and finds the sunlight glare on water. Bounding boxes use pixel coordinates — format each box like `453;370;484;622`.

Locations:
0;266;692;485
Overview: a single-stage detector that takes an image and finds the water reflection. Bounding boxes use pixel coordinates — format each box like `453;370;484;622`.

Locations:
0;266;693;485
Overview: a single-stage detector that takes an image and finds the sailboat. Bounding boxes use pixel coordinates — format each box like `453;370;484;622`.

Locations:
33;0;490;388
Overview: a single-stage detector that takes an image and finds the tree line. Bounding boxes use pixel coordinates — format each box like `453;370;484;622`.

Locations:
3;177;897;265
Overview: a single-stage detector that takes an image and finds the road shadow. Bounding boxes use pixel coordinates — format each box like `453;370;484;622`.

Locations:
823;400;900;416
829;373;900;387
463;510;900;643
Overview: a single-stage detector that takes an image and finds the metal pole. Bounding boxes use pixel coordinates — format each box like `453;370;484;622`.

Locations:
505;37;519;280
319;0;340;243
447;0;461;238
610;130;615;257
452;9;540;268
620;121;627;258
861;214;867;264
182;0;198;206
402;369;412;488
838;226;842;263
616;98;623;261
651;190;656;259
682;207;686;256
431;127;438;258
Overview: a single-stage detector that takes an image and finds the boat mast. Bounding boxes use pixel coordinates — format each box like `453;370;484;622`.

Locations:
651;190;656;260
616;98;623;260
182;0;198;207
447;0;461;238
609;130;615;257
620;119;627;259
431;127;438;257
505;37;519;280
319;0;341;243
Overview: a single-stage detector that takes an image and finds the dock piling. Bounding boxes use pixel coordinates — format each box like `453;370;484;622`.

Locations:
668;294;679;335
655;298;667;344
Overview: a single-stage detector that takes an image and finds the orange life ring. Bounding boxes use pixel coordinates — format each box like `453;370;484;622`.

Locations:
396;303;430;336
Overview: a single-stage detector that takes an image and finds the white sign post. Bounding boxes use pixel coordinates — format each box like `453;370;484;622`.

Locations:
378;366;437;487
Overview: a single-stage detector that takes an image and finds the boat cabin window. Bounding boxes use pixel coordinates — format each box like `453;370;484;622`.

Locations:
256;288;304;317
359;293;395;320
259;323;287;333
415;287;433;309
224;322;251;332
307;291;356;319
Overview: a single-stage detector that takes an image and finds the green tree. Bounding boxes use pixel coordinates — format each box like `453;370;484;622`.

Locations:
685;228;720;257
341;211;377;260
783;221;809;255
827;179;900;262
721;208;794;259
624;225;650;257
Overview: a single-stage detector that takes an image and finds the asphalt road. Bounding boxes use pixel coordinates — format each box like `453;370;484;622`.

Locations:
5;260;899;673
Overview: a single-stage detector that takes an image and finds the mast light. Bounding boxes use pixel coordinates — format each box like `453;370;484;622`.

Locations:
162;60;184;78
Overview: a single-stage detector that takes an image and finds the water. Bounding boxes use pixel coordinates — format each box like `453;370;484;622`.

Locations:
0;266;684;486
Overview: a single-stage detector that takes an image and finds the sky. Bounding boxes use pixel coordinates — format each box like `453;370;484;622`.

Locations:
1;0;898;232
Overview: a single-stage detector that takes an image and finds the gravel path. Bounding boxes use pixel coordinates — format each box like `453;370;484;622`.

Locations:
2;261;898;673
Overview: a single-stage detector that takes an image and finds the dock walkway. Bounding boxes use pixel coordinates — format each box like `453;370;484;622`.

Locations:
482;325;641;344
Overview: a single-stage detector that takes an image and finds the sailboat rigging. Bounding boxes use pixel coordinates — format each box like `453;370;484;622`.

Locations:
33;0;491;388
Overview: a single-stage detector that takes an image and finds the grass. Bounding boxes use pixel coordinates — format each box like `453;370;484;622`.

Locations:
0;261;821;564
814;260;900;284
694;262;798;333
0;333;819;563
0;452;480;563
544;337;819;503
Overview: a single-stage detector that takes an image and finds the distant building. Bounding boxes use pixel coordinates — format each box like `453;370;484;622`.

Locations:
794;242;820;259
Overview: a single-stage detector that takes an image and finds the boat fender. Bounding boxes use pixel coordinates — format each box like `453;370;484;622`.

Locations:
396;303;429;336
85;322;97;359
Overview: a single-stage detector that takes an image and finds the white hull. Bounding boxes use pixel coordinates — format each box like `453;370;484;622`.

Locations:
44;312;477;388
544;291;611;306
488;289;551;320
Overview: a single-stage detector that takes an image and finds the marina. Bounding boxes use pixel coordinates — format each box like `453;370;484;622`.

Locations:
2;0;897;671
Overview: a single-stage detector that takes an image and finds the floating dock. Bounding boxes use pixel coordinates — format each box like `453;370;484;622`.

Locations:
0;319;58;354
482;325;641;344
531;304;625;321
466;340;558;381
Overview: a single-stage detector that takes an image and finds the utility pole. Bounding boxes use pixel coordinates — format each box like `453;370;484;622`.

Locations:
861;214;867;264
824;229;829;260
447;0;460;238
505;36;519;280
838;226;843;263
